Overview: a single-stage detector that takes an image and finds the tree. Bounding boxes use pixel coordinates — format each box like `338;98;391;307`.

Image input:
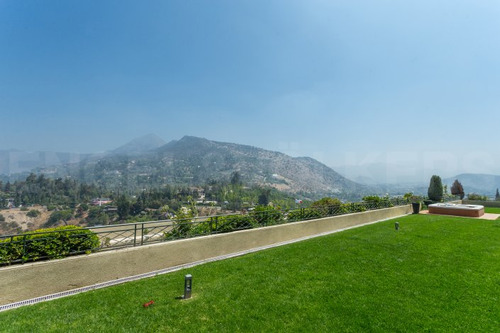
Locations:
116;195;131;221
450;179;465;199
428;175;444;202
46;210;73;227
496;189;500;201
311;197;343;215
27;209;41;218
258;189;271;206
230;171;242;186
86;206;110;226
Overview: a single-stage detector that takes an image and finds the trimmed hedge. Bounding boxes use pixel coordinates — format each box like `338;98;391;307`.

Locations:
0;225;99;265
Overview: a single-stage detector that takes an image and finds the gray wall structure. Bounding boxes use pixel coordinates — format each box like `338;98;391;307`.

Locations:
0;205;412;306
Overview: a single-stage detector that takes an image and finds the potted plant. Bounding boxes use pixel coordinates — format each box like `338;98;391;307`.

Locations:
411;196;422;214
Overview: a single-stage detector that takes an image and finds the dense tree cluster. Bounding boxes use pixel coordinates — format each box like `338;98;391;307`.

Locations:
0;173;103;208
1;173;298;229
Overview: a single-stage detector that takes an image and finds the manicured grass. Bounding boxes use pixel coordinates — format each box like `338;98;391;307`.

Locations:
484;207;500;214
1;215;499;332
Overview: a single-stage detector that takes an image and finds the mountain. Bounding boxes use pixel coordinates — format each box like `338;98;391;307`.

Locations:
335;162;430;185
0;149;92;176
111;134;166;155
160;136;369;196
443;173;500;198
0;134;166;178
52;136;372;199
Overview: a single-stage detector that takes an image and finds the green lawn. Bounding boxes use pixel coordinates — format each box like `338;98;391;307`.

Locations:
484;206;500;214
1;214;499;332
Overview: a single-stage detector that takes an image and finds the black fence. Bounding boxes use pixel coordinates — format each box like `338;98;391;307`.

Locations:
1;198;410;265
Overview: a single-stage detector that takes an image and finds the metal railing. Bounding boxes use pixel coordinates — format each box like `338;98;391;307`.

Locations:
1;198;410;265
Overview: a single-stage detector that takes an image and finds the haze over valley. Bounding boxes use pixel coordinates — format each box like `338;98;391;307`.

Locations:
1;134;499;199
1;1;500;233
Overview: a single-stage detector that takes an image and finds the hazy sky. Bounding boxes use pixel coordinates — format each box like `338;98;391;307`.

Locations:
1;0;499;182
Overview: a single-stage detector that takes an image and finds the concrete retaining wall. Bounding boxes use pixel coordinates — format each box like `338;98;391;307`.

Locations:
0;205;411;305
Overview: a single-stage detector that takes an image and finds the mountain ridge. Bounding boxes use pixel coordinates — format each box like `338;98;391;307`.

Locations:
29;135;370;199
151;136;369;198
2;135;499;199
111;133;167;155
443;173;500;198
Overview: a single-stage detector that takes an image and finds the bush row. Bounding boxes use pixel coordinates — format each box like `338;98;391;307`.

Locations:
165;200;399;240
165;206;285;240
287;203;370;222
0;225;99;265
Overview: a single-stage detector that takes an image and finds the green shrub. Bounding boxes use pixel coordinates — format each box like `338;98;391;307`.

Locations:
189;221;212;236
467;193;488;201
287;208;324;222
165;207;284;240
26;209;41;218
212;215;255;233
164;197;401;241
344;202;367;213
0;213;5;222
362;196;393;209
251;206;283;226
423;199;435;207
0;225;99;265
309;197;348;217
164;208;196;240
164;219;193;239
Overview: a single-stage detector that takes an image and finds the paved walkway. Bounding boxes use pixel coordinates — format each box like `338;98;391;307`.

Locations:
420;210;500;220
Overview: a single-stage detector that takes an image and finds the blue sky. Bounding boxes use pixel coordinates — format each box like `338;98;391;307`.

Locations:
1;0;499;183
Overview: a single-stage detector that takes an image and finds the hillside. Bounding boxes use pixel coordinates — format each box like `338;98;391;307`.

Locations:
50;136;371;199
444;173;500;197
0;206;52;234
0;134;165;178
110;133;166;155
0;150;93;177
155;136;368;196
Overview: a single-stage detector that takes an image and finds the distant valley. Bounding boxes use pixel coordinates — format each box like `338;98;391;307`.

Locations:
1;135;372;200
1;134;499;199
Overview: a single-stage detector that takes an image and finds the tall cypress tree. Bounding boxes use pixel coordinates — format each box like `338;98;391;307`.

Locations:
428;175;444;202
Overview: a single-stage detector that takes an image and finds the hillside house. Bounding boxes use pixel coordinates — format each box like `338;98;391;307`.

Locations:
91;198;113;206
